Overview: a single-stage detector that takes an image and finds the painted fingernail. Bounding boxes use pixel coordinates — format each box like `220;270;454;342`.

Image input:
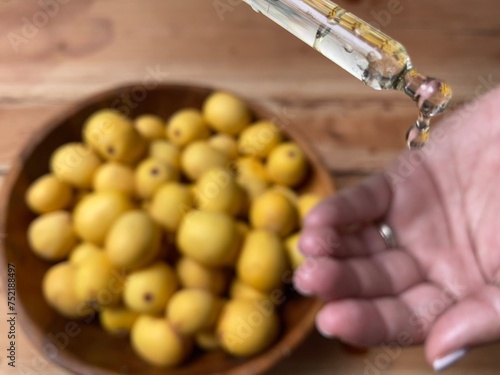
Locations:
433;349;467;372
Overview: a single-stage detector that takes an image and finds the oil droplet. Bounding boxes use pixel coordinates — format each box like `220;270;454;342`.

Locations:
367;51;378;62
406;115;431;149
355;55;368;70
406;124;430;149
354;24;362;36
400;69;452;148
316;25;330;39
327;16;339;25
343;44;353;53
361;70;371;83
313;25;330;51
417;112;431;128
327;6;346;25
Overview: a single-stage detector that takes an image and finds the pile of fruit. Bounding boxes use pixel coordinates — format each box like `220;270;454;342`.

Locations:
26;91;323;367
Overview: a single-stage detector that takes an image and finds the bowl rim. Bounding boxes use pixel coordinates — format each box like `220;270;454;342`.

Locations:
0;82;334;375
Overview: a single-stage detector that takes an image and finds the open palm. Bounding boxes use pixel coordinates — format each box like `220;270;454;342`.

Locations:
294;87;500;371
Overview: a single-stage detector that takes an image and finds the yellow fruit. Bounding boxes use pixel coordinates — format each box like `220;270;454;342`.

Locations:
34;100;320;357
229;279;269;302
266;142;309;187
236;230;288;293
69;243;102;266
93;162;135;195
28;211;77;261
149;183;194;232
217;299;279;357
105;210;161;270
42;262;83;319
297;193;322;221
181;141;228;181
124;262;178;315
203;92;251;135
285;233;305;269
238;121;282;158
135;157;179;199
73;191;133;245
149;140;181;168
209;134;238;159
250;190;298;237
272;185;298;206
83;109;146;164
167;289;221;335
74;252;123;308
195;330;220;351
176;257;228;295
100;306;139;336
131;315;192;367
135;114;165;141
26;174;73;214
177;211;241;267
50;143;102;189
194;167;244;216
167;109;210;147
236;157;269;200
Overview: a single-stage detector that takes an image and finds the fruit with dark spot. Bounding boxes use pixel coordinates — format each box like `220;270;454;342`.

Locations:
266;142;309;187
83;109;146;164
135;157;179;199
124;262;178;314
166;109;210;147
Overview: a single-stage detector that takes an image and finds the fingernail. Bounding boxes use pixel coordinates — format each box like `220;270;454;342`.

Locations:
315;315;336;339
317;325;336;339
433;349;467;372
293;282;313;297
293;267;313;296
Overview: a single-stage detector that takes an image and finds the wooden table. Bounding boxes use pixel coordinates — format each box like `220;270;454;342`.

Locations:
1;0;499;374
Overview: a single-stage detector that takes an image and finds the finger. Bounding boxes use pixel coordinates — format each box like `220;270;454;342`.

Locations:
294;251;423;300
299;224;388;258
315;282;446;347
425;285;500;371
304;174;392;228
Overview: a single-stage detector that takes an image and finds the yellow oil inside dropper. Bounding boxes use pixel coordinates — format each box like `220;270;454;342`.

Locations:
242;0;453;149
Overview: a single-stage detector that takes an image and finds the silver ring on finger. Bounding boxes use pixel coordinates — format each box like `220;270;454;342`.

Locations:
378;222;397;249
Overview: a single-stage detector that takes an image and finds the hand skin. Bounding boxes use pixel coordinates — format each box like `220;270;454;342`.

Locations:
294;86;500;369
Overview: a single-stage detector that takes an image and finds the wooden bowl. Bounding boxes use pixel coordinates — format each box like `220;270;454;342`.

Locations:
0;84;335;375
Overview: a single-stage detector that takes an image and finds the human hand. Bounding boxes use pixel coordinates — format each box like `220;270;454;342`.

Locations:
294;86;500;371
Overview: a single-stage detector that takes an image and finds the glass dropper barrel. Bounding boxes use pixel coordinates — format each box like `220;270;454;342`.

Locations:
242;0;453;149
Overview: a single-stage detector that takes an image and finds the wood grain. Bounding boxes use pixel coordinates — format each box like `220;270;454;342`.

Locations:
0;0;499;374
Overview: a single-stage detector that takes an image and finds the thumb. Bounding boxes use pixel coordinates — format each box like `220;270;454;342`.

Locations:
425;285;500;372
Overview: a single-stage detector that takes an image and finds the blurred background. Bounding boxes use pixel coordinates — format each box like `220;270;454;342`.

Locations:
0;0;499;374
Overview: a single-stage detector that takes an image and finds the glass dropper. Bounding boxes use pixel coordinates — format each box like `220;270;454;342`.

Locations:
242;0;453;149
